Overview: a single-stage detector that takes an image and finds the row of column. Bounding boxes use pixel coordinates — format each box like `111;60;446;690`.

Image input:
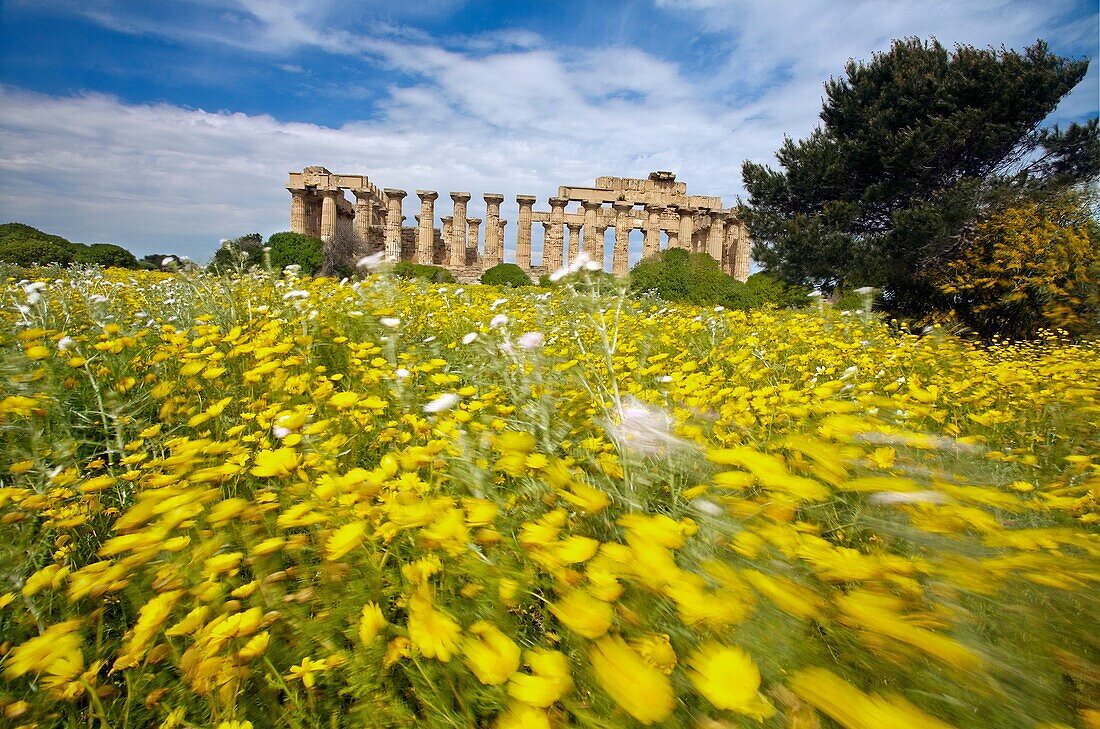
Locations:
294;187;751;279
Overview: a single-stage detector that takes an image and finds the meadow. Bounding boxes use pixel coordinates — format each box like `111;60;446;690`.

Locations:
0;265;1097;728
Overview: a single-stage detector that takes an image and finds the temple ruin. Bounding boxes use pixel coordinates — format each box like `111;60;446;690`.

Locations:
287;167;751;282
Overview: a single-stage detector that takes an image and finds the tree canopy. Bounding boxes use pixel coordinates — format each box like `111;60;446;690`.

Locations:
741;38;1093;313
0;222;139;269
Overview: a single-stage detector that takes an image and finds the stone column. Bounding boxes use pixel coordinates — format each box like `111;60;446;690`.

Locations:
732;220;751;282
289;189;308;234
677;208;694;252
707;212;726;263
498;219;508;261
582;202;602;265
450;193;471;268
467;218;481;266
353;191;375;249
416;190;438;265
612;201;633;277
320;190;340;242
540;222;553;268
516;195;536;270
693;214;711;254
383;189;406;261
441;216;453;260
643;204;663;259
483;194;504;266
566;223;582;265
666;229;679;250
545;197;567;271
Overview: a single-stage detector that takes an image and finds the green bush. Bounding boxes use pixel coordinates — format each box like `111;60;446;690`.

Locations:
211;234;267;273
0;223;143;269
745;273;811;308
76;243;139;269
0;238;76;267
480;263;532;287
392;261;457;283
267;232;323;276
629;248;757;309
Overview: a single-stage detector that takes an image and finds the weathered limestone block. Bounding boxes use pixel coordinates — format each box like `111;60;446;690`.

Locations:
441;216;453;259
383;189;406;261
466;218;481;266
516;195;536;270
320;191;340;241
289;189;309;234
483;194;504;266
450;192;471;268
677;207;695;252
545;197;567;271
566;223;582;266
353;191;375;251
707;212;726;262
612;201;633;277
416;191;438;265
582;201;602;266
643;204;664;259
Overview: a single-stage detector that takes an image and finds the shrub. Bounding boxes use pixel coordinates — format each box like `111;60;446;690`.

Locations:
745;273;811;308
0;238;76;266
392;261;457;283
76;243;139;269
937;188;1100;338
267;232;323;276
480;263;532;287
211;234;268;273
629;248;756;309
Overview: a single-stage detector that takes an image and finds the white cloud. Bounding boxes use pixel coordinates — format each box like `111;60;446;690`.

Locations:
0;0;1095;265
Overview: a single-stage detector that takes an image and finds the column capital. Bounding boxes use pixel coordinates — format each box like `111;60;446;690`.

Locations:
566;222;582;231
612;200;634;213
467;217;482;224
441;215;453;223
548;196;568;208
541;221;553;230
581;200;602;211
645;203;666;213
384;188;407;200
287;187;310;196
450;191;471;203
416;190;439;201
516;194;537;205
352;189;375;202
484;193;505;204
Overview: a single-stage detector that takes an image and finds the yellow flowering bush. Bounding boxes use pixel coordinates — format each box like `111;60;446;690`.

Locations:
0;264;1097;727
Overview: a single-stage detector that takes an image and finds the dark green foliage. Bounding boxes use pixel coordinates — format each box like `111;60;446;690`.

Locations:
210;233;266;272
1030;118;1100;183
392;261;457;283
76;243;139;269
629;248;756;309
744;273;811;308
741;38;1091;314
267;232;323;276
538;269;616;289
480;263;532;287
0;222;139;268
138;254;177;270
0;222;76;266
0;237;76;266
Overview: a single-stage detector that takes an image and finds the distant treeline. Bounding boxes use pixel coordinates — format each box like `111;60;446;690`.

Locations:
0;222;176;270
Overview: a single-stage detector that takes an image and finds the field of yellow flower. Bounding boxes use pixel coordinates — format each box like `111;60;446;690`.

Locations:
1;266;1098;728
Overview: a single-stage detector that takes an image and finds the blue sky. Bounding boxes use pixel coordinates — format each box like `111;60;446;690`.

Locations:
1;0;1097;263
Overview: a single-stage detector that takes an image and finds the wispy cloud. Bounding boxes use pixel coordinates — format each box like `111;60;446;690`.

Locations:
0;0;1095;263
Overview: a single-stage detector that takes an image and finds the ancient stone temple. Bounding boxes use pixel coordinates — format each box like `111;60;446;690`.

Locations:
287;167;751;283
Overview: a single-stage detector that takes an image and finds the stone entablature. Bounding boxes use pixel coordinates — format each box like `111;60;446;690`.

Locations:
287;168;751;282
